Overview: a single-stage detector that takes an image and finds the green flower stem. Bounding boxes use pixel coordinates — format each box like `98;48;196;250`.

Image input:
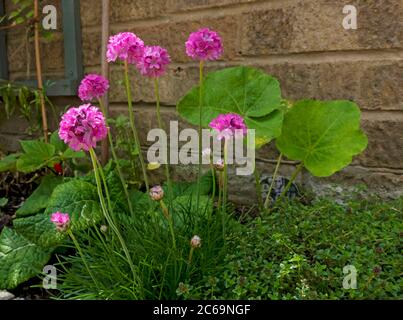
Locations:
217;171;223;213
123;60;149;193
188;247;195;264
264;153;283;210
67;229;100;290
196;60;204;212
154;78;173;208
222;139;229;240
98;98;134;216
160;199;176;250
277;163;303;204
89;148;138;283
254;167;264;211
209;161;216;221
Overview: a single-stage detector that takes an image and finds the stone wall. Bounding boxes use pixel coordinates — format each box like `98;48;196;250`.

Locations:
1;0;402;201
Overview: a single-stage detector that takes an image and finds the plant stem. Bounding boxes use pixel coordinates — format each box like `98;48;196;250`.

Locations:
277;163;303;204
89;148;138;285
68;229;100;290
217;171;222;213
123;61;149;193
209;162;216;221
254;167;264;211
33;0;48;142
98;98;134;217
100;0;110;165
154;78;173;208
264;153;283;209
188;247;195;264
160;200;176;250
196;60;204;211
222;139;228;240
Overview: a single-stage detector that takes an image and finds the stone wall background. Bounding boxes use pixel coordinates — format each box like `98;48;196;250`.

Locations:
1;0;402;201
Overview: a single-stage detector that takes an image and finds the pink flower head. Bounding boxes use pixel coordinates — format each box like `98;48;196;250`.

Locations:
51;212;70;232
209;113;248;140
59;104;108;152
185;28;223;61
106;32;144;64
78;74;109;102
137;46;171;78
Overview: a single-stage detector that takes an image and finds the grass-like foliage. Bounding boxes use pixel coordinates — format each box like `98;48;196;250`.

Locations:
54;185;238;300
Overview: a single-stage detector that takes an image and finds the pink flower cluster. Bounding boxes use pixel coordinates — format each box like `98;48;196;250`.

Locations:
51;212;70;232
106;32;144;65
209;113;248;140
137;46;171;78
59;104;108;152
78;74;109;102
186;28;223;61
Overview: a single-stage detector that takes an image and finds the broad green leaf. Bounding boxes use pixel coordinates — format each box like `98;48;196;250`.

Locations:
13;213;66;247
276;100;368;177
16;140;55;173
19;140;55;156
44;180;103;231
177;66;284;148
16;175;66;217
0;154;19;172
62;148;85;159
50;131;66;153
0;227;52;290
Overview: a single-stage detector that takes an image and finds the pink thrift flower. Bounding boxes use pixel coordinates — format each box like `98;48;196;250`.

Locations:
106;32;144;64
78;74;109;102
137;46;171;78
209;113;248;140
59;104;108;152
185;28;223;61
150;185;164;201
51;212;70;232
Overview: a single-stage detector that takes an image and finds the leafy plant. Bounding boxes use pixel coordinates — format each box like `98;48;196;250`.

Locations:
194;197;403;300
0;132;85;174
0;172;111;289
177;66;284;148
276;100;368;177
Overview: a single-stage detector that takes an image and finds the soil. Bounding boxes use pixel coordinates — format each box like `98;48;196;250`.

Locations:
0;171;44;231
0;170;50;299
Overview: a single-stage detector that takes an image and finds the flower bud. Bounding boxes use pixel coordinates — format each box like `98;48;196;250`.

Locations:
150;185;164;201
100;225;108;233
213;159;225;171
190;235;202;248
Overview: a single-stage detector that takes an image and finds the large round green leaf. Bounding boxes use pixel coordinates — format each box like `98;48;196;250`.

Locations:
177;66;283;148
44;180;103;231
276;100;368;177
0;227;52;290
